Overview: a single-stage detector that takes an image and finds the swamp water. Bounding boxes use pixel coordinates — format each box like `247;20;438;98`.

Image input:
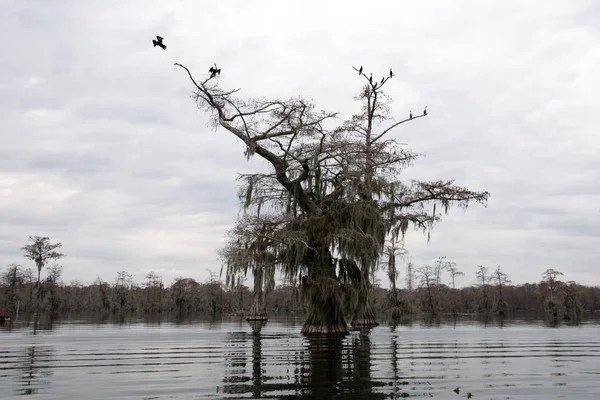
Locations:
1;316;599;399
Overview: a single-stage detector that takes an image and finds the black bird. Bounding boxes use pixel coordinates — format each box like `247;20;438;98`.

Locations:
381;77;385;84
369;73;373;84
390;68;394;78
373;82;378;90
359;66;363;75
208;64;221;77
454;387;460;395
409;110;413;119
152;35;166;50
423;106;428;116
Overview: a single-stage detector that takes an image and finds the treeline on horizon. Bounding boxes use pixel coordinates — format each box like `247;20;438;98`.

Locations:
2;260;598;322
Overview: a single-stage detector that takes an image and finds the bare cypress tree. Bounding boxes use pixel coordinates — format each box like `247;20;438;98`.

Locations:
177;63;489;335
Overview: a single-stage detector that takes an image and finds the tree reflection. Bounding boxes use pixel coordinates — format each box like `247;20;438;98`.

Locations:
17;345;54;395
222;325;390;399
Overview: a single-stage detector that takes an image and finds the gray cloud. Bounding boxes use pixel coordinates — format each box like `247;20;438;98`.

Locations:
1;0;599;287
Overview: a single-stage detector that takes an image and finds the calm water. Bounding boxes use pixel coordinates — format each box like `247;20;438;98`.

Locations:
1;316;599;399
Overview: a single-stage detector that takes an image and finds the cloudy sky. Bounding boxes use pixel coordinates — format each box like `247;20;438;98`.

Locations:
1;0;599;288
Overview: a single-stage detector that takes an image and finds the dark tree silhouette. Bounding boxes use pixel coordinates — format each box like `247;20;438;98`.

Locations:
21;236;64;285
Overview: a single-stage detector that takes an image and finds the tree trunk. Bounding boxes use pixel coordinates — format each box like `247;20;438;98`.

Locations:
246;267;267;321
351;306;379;328
301;246;348;336
351;285;379;328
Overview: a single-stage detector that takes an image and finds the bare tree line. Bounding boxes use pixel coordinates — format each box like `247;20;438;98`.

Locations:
2;244;597;323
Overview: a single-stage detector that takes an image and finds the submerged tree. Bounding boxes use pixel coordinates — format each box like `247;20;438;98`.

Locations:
476;265;492;314
177;62;489;335
21;236;64;285
416;265;439;315
491;265;511;315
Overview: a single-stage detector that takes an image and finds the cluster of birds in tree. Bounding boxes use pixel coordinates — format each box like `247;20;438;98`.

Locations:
155;37;426;120
152;35;221;78
358;65;428;121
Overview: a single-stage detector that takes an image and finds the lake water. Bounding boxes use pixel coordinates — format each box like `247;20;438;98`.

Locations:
1;316;600;399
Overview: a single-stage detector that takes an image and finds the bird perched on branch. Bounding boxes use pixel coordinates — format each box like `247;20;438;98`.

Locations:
152;36;166;50
209;63;221;78
424;106;428;116
369;73;373;84
390;68;394;78
409;110;413;119
359;66;363;75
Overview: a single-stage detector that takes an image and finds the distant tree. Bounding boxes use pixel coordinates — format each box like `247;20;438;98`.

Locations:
542;268;564;301
46;264;63;285
381;230;407;308
2;263;24;312
444;260;464;289
491;265;511;315
405;257;415;293
21;236;64;284
144;271;163;312
416;265;437;315
476;265;491;313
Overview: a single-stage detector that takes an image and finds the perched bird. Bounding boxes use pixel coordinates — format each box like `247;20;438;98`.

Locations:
359;66;363;75
466;393;473;399
454;387;460;395
424;106;428;116
209;64;221;77
373;82;378;89
409;110;413;119
369;73;373;84
390;68;394;78
381;77;385;84
152;35;166;50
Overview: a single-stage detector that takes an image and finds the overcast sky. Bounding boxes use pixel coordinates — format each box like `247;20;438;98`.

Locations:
1;1;599;288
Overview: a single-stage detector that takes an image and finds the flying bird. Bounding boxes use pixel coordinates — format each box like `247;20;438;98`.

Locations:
359;66;363;75
152;36;166;50
209;64;221;77
409;110;413;119
424;106;428;116
390;68;394;78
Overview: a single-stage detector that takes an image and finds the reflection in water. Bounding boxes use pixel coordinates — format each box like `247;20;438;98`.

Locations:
18;345;55;395
1;316;600;399
222;324;389;399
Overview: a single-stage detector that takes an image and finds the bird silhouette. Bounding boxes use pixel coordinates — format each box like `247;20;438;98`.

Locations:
359;66;363;75
390;68;394;78
369;73;373;84
381;77;385;84
454;387;460;395
409;110;413;119
424;106;428;116
152;36;166;50
208;64;221;77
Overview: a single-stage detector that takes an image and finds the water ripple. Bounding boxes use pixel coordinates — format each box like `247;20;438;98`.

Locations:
1;318;600;399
